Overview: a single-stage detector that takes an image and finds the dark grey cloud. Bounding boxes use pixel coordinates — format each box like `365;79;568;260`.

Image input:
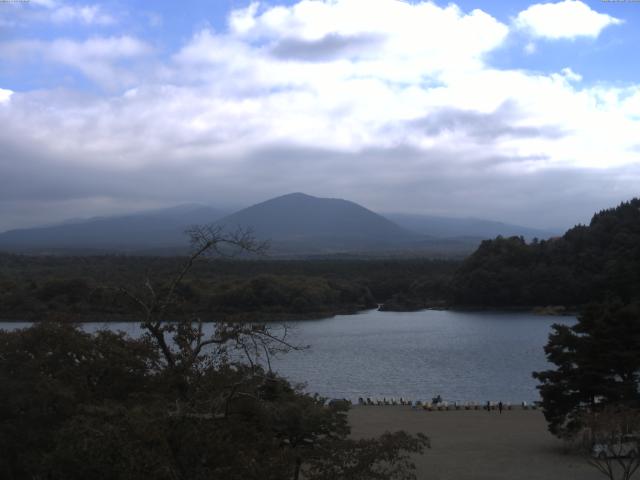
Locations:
410;101;568;143
269;32;384;62
192;144;640;232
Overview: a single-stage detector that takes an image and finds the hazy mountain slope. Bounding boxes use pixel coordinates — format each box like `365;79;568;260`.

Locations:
0;192;557;256
0;205;227;252
216;193;419;252
386;213;557;240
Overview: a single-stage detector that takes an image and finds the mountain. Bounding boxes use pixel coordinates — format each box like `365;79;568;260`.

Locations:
0;192;558;256
451;198;640;307
215;193;419;253
0;205;228;253
0;193;421;255
385;213;557;240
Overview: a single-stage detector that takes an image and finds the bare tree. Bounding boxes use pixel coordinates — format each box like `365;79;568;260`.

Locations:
578;405;640;480
117;224;302;408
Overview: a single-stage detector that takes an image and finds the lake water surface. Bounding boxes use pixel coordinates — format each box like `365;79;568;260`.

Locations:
1;309;574;404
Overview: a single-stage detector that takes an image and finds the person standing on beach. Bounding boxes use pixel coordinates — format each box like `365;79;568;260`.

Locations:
498;401;503;414
486;400;490;411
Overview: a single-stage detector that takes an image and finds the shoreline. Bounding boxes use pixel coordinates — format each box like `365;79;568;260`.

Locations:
381;304;578;316
0;306;366;324
0;304;578;323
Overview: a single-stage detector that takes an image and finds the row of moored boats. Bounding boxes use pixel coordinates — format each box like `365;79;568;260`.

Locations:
356;397;538;410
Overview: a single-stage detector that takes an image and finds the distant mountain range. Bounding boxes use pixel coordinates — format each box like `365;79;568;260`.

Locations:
385;213;556;241
0;193;557;256
0;205;228;253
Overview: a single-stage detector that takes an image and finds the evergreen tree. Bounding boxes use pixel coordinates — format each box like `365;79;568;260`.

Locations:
533;302;640;437
451;198;640;307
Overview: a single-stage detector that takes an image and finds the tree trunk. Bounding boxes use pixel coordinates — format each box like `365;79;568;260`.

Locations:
293;456;301;480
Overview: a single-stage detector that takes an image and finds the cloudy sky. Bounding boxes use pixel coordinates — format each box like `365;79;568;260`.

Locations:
1;0;639;232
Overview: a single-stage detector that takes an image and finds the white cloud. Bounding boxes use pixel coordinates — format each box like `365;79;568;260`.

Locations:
524;42;536;54
1;0;639;230
0;88;13;104
561;67;582;82
30;0;57;7
49;35;151;61
10;1;116;26
49;36;153;87
49;4;115;25
228;0;509;76
162;1;638;171
515;0;622;39
0;36;152;88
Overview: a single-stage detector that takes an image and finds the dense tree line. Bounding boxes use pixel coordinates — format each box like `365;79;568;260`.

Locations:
451;199;640;307
0;256;456;321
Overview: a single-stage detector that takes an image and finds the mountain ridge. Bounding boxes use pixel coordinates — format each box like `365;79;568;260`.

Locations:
214;192;419;253
385;212;557;240
0;192;556;255
0;205;228;251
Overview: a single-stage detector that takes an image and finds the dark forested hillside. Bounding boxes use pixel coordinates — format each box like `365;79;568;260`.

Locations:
450;199;640;307
0;255;457;321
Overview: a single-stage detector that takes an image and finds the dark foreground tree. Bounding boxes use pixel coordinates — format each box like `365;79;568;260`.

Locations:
533;301;640;438
0;225;429;480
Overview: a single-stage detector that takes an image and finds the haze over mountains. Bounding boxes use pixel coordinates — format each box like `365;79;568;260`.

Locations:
385;213;555;241
0;205;228;253
0;193;557;256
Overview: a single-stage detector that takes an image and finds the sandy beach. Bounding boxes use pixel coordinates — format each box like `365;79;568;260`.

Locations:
349;406;603;480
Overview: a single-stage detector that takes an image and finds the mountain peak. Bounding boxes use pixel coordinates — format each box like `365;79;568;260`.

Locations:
216;193;416;253
267;192;330;204
279;192;315;200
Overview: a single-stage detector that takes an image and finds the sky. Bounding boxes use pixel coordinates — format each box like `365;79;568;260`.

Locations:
1;0;639;232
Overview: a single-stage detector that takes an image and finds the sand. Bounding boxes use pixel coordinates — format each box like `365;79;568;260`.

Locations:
348;406;604;480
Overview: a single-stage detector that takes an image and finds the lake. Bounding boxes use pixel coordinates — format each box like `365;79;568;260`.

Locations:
1;309;574;404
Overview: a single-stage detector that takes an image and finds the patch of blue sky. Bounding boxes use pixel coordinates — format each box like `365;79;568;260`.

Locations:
485;11;640;86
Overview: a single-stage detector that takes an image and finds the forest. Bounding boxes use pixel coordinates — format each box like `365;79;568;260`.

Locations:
0;254;457;321
451;199;640;308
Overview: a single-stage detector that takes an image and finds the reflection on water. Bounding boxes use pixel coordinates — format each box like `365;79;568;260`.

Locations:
1;309;574;403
